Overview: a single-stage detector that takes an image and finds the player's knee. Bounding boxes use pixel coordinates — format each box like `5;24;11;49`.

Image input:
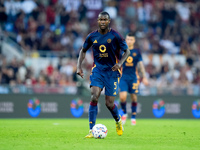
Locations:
91;95;98;103
131;97;137;102
105;101;113;109
120;97;126;102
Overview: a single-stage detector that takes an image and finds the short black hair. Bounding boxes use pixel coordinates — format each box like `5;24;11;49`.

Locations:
127;32;135;37
98;11;110;19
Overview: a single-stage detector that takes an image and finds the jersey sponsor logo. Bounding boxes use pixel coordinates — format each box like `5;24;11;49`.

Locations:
93;40;98;43
70;99;84;118
192;100;200;118
152;99;165;118
99;45;108;57
27;98;41;117
107;39;111;43
99;45;106;52
125;56;133;66
99;53;108;57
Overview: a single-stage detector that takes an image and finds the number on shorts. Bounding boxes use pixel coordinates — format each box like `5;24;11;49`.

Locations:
114;82;117;89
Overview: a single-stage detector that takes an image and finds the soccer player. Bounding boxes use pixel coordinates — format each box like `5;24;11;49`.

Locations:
76;11;130;138
119;33;148;125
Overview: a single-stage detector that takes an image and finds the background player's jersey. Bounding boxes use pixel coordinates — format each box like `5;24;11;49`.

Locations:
121;48;142;80
83;29;128;77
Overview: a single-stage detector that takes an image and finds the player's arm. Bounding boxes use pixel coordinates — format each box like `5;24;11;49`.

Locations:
138;61;149;85
112;49;130;71
77;33;93;78
77;48;88;78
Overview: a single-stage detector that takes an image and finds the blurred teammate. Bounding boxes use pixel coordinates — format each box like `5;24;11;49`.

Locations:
119;33;148;125
77;11;130;138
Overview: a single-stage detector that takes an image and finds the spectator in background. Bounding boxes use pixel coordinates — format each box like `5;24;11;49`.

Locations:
104;0;117;19
17;60;27;82
21;0;37;15
46;1;56;25
4;0;21;22
7;68;16;85
24;29;39;51
0;0;7;29
125;1;136;19
61;0;80;13
60;5;70;25
14;11;26;32
1;67;8;84
137;1;145;24
46;62;54;76
60;59;74;84
78;0;87;21
193;69;200;84
8;58;18;79
176;2;190;22
4;0;15;22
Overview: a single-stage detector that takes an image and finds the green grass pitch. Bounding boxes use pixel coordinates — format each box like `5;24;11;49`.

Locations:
0;119;200;150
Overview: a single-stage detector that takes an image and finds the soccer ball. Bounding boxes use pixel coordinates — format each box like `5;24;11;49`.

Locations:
92;124;108;139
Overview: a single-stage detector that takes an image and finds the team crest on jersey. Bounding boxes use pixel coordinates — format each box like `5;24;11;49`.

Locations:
107;39;111;43
133;53;137;56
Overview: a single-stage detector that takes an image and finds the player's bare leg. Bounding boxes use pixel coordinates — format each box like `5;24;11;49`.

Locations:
85;86;101;138
131;94;137;125
106;95;123;136
119;91;128;125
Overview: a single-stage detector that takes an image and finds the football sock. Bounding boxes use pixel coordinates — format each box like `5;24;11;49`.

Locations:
108;104;120;122
89;101;98;130
131;102;137;119
120;101;127;114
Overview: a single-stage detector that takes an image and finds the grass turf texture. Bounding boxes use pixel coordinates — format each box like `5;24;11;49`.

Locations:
0;119;200;150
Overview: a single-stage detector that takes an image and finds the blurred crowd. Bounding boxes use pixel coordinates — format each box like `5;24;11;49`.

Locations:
0;55;79;87
0;0;200;93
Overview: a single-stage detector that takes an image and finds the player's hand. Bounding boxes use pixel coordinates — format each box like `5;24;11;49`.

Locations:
142;77;149;86
77;68;84;78
112;63;121;71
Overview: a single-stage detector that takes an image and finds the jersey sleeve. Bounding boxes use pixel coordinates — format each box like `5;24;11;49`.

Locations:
116;33;128;51
83;34;93;50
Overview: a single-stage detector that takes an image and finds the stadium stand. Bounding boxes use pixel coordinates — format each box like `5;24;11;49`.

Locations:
0;0;200;95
